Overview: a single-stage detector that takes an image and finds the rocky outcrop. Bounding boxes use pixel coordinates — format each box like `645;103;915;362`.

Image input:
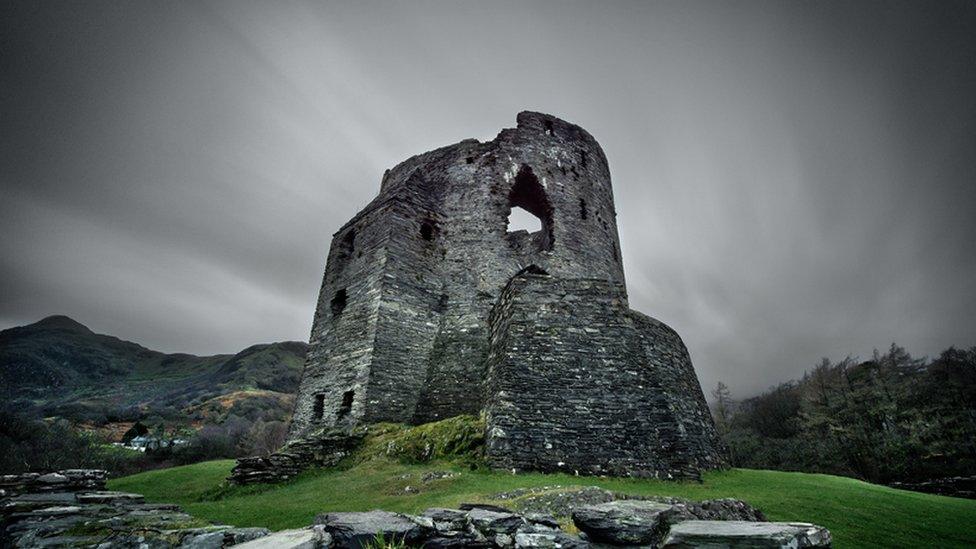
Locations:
229;428;365;485
1;470;269;548
570;498;768;547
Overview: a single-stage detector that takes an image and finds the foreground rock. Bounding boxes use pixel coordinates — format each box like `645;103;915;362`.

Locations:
3;470;832;548
0;469;108;497
0;469;269;547
662;520;832;548
234;526;332;549
316;510;431;548
572;500;675;545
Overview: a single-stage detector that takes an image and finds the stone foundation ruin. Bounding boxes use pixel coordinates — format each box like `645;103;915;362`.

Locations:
237;112;723;482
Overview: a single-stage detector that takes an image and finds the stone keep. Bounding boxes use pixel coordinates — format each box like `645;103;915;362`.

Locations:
289;112;724;478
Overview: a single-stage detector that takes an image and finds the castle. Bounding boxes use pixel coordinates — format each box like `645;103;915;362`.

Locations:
285;112;723;478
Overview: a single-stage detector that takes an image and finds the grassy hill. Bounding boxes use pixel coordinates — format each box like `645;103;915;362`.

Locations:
110;460;976;548
0;315;307;429
110;418;976;548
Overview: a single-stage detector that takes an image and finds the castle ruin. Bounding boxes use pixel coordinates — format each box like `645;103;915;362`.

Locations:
283;112;723;479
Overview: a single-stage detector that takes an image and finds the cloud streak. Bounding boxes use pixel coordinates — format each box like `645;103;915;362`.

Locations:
2;0;975;397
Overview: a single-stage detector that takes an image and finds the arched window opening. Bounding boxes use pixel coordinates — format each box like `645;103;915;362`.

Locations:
331;289;347;317
337;390;354;421
505;165;554;252
507;206;542;233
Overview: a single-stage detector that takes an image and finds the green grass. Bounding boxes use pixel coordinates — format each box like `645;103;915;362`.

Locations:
110;458;976;548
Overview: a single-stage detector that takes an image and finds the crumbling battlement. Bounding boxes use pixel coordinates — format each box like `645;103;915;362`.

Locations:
282;111;723;479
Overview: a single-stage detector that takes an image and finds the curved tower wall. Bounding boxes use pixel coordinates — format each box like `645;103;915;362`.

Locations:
286;112;723;479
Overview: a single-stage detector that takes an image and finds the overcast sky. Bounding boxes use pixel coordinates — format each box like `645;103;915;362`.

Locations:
2;1;975;398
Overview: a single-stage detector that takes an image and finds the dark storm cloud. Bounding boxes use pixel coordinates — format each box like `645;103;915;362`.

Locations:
2;1;975;397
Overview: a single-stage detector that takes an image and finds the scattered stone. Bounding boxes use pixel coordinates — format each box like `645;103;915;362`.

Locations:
180;527;271;548
0;469;107;496
1;470;832;548
460;503;517;513
572;500;673;545
315;510;431;548
514;530;589;549
76;491;145;504
467;508;527;537
423;508;470;533
423;471;460;483
0;470;271;548
497;487;616;517
233;526;331;549
229;428;366;485
661;520;832;548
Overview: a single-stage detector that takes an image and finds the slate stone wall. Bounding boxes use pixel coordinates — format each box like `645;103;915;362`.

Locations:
483;272;722;478
285;111;723;478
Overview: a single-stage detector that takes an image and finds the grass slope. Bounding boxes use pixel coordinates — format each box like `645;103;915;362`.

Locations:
111;459;976;548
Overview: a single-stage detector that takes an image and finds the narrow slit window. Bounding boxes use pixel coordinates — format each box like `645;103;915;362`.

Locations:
331;289;347;317
337;390;354;421
313;394;325;421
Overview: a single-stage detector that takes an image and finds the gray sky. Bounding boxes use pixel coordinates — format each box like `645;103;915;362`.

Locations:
2;1;975;398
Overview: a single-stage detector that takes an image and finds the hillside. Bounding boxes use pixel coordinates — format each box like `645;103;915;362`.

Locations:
0;315;307;429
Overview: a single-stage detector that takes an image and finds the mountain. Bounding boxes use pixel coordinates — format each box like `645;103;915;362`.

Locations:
0;315;308;426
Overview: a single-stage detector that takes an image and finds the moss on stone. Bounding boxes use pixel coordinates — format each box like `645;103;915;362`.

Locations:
352;415;485;466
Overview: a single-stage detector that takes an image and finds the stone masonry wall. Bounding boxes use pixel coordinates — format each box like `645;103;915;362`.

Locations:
483;271;723;478
279;111;724;480
290;112;629;438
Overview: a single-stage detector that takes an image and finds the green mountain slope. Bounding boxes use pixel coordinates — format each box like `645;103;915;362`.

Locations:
0;315;307;423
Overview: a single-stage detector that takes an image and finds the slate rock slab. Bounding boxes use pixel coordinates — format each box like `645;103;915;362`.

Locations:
315;510;431;548
76;491;145;504
423;508;471;533
467;508;527;537
514;530;590;549
661;520;832;548
572;500;674;545
233;526;331;549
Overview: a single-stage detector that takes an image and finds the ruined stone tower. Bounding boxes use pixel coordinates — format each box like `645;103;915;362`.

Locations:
288;112;723;478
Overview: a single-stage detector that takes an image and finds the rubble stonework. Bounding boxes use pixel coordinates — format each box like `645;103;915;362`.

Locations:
0;470;270;547
282;111;723;478
1;470;833;548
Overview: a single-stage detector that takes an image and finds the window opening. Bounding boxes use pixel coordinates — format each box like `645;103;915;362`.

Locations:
314;394;325;421
337;390;354;421
505;165;554;251
331;289;347;317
